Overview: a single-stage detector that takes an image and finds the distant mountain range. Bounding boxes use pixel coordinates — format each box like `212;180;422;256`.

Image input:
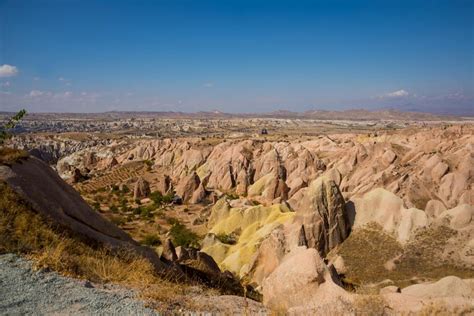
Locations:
1;108;471;121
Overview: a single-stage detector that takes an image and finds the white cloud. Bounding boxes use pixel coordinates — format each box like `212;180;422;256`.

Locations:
29;90;52;97
33;77;40;81
58;77;65;81
203;82;214;88
385;89;409;98
1;81;11;87
0;64;19;77
28;90;48;98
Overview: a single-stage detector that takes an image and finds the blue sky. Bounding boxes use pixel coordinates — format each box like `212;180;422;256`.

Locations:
0;0;472;114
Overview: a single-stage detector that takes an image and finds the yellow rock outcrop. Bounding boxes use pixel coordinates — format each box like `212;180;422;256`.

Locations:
202;199;295;277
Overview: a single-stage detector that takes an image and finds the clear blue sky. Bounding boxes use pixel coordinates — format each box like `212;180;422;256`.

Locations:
0;0;472;114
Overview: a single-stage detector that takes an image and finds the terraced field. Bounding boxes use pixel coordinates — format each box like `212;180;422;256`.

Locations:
77;162;147;193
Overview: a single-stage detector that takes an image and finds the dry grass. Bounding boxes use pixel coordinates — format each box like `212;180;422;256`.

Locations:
353;295;388;316
0;181;213;309
333;223;403;287
334;223;474;289
0;147;29;165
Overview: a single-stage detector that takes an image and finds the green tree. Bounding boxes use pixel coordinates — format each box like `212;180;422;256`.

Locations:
0;109;27;145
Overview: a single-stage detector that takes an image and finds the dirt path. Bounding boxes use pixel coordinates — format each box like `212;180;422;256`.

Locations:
0;253;158;315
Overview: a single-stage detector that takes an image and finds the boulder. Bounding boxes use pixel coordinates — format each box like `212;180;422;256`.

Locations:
190;183;207;204
175;172;201;203
156;174;171;194
292;177;350;256
382;150;397;165
262;247;348;311
331;255;347;275
175;246;190;261
431;162;449;181
161;238;178;262
133;177;151;200
235;169;250;196
439;172;469;208
425;199;446;218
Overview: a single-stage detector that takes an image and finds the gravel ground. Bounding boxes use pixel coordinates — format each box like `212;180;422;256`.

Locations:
0;253;158;315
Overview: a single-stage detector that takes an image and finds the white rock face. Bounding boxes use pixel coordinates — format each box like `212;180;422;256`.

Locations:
262;247;349;311
351;188;428;243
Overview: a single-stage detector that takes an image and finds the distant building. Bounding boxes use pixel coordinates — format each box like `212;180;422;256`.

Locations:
261;128;268;135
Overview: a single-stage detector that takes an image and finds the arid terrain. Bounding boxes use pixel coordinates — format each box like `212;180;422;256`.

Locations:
1;111;473;314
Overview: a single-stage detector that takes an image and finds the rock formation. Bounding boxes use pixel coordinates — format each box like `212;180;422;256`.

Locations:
175;172;202;203
262;247;349;312
290;177;350;256
133;177;151;200
350;188;428;243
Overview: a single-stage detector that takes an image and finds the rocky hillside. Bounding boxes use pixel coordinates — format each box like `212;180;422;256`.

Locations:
19;124;471;210
3;123;474;314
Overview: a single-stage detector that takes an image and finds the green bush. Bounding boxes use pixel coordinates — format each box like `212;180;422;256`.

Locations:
140;206;154;219
169;222;200;248
216;233;238;245
225;193;239;200
150;191;174;206
141;234;161;247
109;205;118;213
143;160;154;171
166;217;180;225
